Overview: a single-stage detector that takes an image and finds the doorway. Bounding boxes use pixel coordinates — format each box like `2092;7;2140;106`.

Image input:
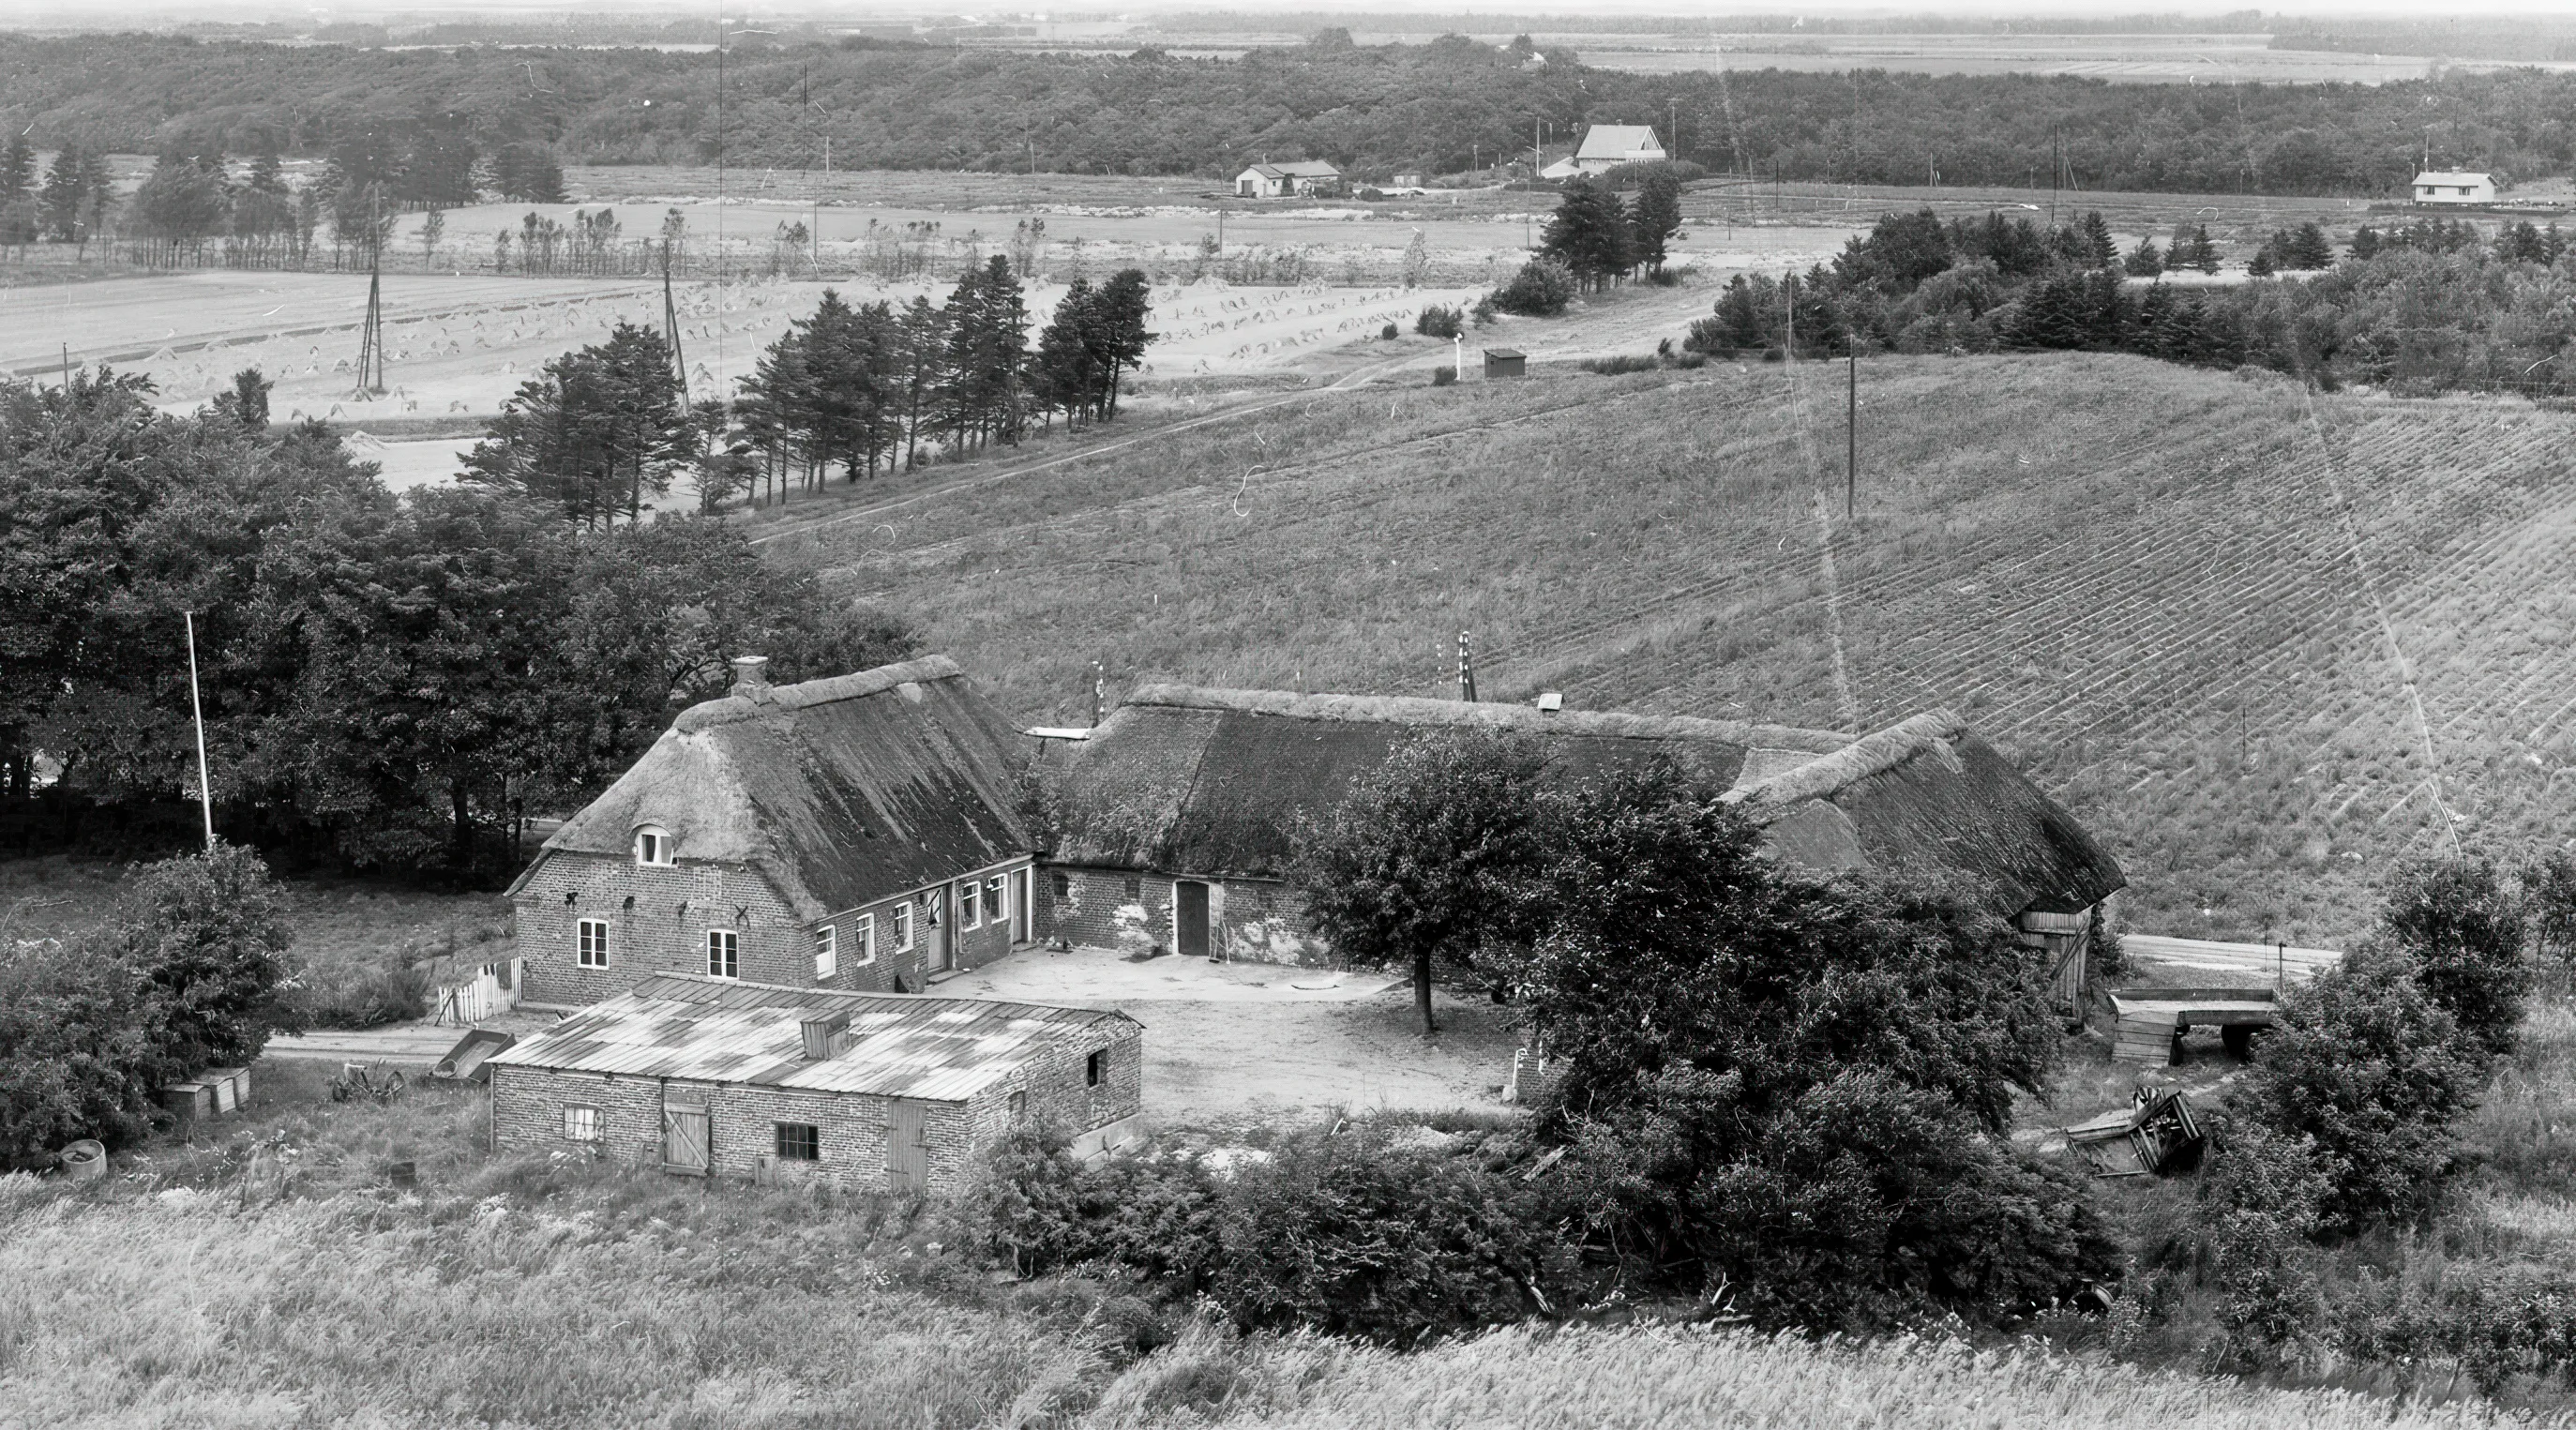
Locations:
1175;880;1211;961
661;1087;710;1176
886;1098;929;1193
932;886;955;972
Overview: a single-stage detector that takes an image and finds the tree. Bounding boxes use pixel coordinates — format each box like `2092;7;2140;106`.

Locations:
1488;256;1575;317
1538;176;1635;290
113;843;299;1072
1629;172;1684;276
0;132;32;207
208;367;272;433
420;207;444;264
2123;235;2165;278
2378;854;2527;1056
940;255;1032;452
2074;210;2117;267
2244;950;2487;1232
1295;727;1553;1033
38;142;85;243
1514;760;2113;1330
462;322;693;525
489;143;566;203
1834;208;1952;293
131;151;230;255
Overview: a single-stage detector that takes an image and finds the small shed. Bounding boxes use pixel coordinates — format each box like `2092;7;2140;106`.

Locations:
486;973;1143;1193
1483;348;1527;379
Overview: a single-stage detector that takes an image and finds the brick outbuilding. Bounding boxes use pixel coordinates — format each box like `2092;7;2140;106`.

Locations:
486;973;1142;1194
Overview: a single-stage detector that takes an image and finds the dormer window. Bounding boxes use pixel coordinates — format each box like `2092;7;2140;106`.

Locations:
635;826;673;866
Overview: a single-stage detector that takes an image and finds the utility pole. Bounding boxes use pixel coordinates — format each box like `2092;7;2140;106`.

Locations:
661;237;689;403
1846;341;1858;519
184;610;215;851
2050;126;2061;229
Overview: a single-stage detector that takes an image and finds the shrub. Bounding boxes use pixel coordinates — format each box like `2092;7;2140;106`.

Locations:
1487;258;1575;317
2379;854;2527;1055
1431;365;1455;386
1414;305;1463;339
1213;1125;1579;1344
2198;1122;2330;1366
1378;322;1398;340
2244;952;2487;1232
293;949;431;1030
0;938;164;1168
1591;158;1708;189
2531;849;2576;965
950;1123;1226;1287
113;842;301;1070
1579;354;1662;375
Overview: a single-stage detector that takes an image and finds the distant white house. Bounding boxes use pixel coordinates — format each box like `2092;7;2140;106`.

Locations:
1236;160;1342;198
2413;171;2495;205
1545;124;1667;179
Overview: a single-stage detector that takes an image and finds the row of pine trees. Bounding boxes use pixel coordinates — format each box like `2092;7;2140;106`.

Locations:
462;257;1154;524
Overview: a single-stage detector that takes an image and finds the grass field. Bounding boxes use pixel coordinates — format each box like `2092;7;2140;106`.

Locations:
756;352;2576;948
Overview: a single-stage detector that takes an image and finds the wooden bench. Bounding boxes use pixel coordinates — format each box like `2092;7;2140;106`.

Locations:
2108;986;2279;1064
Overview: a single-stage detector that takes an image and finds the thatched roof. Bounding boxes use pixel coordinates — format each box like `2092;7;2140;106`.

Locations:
1048;688;2124;919
1047;684;1847;883
1722;711;2127;916
514;656;1033;920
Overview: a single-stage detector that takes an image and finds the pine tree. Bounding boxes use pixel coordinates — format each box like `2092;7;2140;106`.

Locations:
895;296;946;471
1629;173;1684;276
39;143;84;243
2189;224;2221;275
2122;235;2163;278
0;133;32;204
2076;210;2117;268
1539;177;1636;291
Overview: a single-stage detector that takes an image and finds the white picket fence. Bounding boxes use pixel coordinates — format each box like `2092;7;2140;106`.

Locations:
433;956;522;1026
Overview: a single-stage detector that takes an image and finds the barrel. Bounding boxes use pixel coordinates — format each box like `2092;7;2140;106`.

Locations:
59;1139;106;1181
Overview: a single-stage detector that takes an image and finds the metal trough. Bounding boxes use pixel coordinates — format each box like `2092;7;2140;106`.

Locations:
433;1028;517;1082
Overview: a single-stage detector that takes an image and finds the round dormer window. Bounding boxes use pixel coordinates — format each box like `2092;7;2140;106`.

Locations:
635;825;674;866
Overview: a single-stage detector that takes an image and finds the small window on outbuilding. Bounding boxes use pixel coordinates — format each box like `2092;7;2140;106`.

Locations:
707;928;739;980
851;912;876;966
813;925;836;981
775;1122;820;1161
564;1106;601;1142
1051;871;1071;898
893;904;913;951
960;880;983;929
635;825;673;866
1086;1050;1105;1088
1122;876;1142;902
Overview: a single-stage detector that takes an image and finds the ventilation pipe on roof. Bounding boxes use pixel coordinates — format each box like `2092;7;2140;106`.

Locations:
730;655;773;702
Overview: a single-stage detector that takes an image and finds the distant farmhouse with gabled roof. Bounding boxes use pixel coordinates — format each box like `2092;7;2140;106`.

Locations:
487;973;1141;1192
2412;171;2495;205
1543;123;1667;178
1039;685;2124;1008
506;655;1040;1007
1235;159;1341;198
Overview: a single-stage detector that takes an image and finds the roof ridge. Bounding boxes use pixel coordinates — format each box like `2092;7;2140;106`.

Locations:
1723;709;1967;818
674;654;964;732
1119;683;1846;751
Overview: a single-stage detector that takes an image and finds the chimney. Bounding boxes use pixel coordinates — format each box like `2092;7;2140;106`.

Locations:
730;655;772;702
799;1013;851;1061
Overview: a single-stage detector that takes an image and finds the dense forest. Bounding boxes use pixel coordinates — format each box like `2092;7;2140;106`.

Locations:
0;31;2571;196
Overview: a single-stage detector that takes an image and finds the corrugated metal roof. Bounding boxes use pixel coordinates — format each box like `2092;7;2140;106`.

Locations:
485;974;1139;1102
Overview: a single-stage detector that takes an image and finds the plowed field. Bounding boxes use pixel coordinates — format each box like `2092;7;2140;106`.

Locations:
771;352;2576;945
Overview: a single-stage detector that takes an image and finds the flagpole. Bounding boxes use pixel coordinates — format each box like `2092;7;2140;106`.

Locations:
184;610;214;850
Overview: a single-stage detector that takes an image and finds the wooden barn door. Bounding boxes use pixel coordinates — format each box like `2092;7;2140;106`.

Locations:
885;1099;930;1193
661;1088;710;1176
1174;881;1211;960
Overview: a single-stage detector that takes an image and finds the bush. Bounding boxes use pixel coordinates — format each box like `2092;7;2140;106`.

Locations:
1591;158;1708;190
2379;854;2527;1055
113;843;301;1070
1413;304;1463;339
0;938;165;1168
1378;322;1398;340
2198;1122;2330;1366
2244;951;2488;1232
1487;258;1575;317
1215;1126;1579;1344
293;949;430;1030
1579;354;1661;375
950;1123;1226;1287
1431;365;1455;386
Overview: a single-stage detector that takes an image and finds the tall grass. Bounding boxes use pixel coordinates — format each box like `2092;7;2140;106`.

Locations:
1132;1323;2545;1430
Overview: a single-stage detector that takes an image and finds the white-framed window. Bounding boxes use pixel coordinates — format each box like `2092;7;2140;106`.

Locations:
813;925;836;981
707;928;739;980
563;1106;601;1142
893;903;913;951
1012;868;1032;941
960;880;983;929
851;912;876;966
986;875;1007;928
635;825;673;866
577;918;610;968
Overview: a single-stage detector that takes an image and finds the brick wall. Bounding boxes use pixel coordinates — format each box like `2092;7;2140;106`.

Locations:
1042;866;1332;968
515;854;1038;1005
488;1019;1130;1195
513;854;807;1006
490;1063;983;1193
970;1021;1145;1141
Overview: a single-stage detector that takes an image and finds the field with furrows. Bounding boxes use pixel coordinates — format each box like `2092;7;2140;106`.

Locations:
766;352;2576;946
